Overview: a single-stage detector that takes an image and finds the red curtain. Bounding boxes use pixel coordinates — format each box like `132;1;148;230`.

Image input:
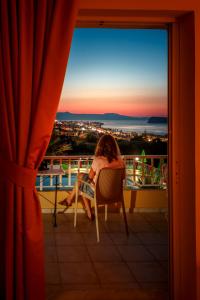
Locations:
0;0;78;299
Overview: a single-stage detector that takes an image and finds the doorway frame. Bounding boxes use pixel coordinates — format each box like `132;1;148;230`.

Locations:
76;9;196;300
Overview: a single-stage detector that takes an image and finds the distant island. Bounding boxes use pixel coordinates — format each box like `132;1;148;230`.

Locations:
56;112;134;121
148;117;167;124
56;112;167;123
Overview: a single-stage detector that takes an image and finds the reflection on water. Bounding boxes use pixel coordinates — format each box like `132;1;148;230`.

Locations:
100;120;167;135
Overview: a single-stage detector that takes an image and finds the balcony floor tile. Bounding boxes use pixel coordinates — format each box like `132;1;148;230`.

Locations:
44;213;169;300
93;262;136;284
136;232;168;245
45;246;58;263
59;262;99;284
145;245;169;261
55;232;84;246
109;232;141;245
87;245;122;262
117;245;156;262
45;262;61;284
82;232;113;245
127;262;168;283
57;246;90;262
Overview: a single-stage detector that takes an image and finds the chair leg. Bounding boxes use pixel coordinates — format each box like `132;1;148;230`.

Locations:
94;199;100;242
105;204;108;221
74;181;78;227
121;199;129;236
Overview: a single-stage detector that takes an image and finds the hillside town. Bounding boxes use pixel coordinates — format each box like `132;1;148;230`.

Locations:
45;120;168;156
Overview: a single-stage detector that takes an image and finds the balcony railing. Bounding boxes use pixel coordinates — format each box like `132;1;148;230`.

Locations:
36;155;168;191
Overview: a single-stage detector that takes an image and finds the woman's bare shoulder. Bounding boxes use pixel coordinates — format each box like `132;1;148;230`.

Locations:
94;155;107;161
117;155;124;161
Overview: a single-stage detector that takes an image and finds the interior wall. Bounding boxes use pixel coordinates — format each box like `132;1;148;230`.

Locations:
170;13;196;300
195;9;200;300
78;0;198;12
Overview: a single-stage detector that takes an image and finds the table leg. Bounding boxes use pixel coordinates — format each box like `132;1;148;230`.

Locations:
53;175;58;227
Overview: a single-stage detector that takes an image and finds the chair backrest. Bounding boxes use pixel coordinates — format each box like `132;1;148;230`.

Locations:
95;168;124;204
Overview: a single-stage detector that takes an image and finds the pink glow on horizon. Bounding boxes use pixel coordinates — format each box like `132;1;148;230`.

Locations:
58;95;167;117
58;86;168;117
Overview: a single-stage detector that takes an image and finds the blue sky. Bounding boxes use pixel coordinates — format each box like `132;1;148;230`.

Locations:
59;28;168;116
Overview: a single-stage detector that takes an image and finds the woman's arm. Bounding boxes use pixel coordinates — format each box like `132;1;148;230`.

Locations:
89;156;97;182
88;167;95;181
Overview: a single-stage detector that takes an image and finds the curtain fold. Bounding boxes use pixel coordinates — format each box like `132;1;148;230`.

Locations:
0;1;78;299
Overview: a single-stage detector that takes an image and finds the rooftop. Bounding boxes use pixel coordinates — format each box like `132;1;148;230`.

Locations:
44;211;168;300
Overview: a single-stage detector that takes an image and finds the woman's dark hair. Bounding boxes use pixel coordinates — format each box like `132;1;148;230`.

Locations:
95;134;121;163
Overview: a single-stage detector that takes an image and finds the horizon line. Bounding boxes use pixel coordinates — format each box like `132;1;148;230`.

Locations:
57;111;168;117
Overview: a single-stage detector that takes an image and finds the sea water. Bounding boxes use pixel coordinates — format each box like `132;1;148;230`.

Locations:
97;119;167;136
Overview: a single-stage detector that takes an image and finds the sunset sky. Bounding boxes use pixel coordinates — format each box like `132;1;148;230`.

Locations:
58;28;168;117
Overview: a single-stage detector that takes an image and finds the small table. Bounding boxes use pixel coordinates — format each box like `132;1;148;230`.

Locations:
38;168;65;227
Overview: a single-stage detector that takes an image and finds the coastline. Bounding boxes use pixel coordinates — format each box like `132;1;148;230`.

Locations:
56;119;168;136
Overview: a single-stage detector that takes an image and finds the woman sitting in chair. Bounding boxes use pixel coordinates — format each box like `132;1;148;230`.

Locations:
59;134;125;220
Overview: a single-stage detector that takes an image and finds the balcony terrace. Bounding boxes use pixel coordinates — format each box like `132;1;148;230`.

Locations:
40;155;168;299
